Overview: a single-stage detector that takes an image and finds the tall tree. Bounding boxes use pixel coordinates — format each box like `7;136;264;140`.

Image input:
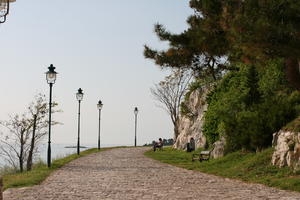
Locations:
26;94;61;171
144;23;228;82
145;0;300;88
151;70;192;140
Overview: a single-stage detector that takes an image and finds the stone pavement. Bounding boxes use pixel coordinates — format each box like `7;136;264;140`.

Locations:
4;147;300;200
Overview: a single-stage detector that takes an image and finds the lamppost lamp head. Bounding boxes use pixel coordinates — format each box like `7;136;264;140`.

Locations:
134;107;138;115
0;0;16;5
76;88;84;101
46;64;57;84
0;0;16;10
97;100;103;110
0;0;16;23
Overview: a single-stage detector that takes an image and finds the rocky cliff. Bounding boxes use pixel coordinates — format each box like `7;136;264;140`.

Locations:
272;130;300;170
173;87;209;150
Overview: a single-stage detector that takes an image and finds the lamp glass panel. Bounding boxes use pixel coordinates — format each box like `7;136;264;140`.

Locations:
46;72;56;84
97;103;103;110
76;93;83;101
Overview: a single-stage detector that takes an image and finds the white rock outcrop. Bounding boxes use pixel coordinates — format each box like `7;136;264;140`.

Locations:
211;137;226;159
272;130;300;170
173;87;209;150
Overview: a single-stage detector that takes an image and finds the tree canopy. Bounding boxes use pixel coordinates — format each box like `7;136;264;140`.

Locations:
144;0;300;88
145;0;300;153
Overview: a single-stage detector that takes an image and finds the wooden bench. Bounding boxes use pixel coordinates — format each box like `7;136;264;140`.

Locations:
192;150;211;162
153;143;163;151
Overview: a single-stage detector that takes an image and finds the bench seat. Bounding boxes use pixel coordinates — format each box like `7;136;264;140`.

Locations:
192;150;211;162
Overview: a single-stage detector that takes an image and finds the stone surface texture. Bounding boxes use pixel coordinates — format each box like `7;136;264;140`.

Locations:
174;87;209;150
211;137;226;159
4;147;300;200
272;130;300;169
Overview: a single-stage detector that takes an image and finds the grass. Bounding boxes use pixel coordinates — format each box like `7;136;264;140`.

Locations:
2;147;115;190
283;116;300;132
144;147;300;192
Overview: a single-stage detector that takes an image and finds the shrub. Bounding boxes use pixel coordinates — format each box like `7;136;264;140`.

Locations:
203;59;300;152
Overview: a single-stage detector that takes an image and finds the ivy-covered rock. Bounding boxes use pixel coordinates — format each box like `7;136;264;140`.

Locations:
174;86;211;150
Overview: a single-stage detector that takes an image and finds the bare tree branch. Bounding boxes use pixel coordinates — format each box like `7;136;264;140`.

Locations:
151;69;193;139
0;93;61;171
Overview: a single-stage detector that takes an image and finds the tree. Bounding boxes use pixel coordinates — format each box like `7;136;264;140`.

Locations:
144;0;300;89
144;23;228;82
26;94;61;171
0;114;30;172
151;69;192;140
0;94;61;172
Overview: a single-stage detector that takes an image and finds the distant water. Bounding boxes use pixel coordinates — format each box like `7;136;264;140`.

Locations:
0;143;124;168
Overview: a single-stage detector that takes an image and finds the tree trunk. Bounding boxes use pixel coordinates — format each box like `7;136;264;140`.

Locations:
19;129;24;172
27;115;37;171
173;120;180;141
285;57;300;90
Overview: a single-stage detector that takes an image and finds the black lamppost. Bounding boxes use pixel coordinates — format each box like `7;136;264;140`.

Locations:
97;100;103;150
76;88;83;155
46;64;57;168
134;107;138;147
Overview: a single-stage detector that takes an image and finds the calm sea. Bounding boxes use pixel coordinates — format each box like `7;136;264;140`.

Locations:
0;143;124;168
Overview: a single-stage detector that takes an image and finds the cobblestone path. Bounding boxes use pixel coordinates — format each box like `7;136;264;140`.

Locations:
4;147;300;200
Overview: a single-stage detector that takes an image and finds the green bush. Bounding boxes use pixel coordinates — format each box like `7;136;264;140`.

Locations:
203;59;300;152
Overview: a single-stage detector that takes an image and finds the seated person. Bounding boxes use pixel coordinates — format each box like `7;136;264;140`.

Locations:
187;137;195;152
153;138;163;151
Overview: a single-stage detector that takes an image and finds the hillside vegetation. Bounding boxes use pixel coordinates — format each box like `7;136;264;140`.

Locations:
144;1;300;154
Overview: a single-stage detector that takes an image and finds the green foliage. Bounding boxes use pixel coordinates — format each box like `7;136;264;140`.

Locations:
180;102;192;118
283;117;300;132
203;59;300;152
145;147;300;192
145;0;300;80
180;78;214;118
180;79;203;117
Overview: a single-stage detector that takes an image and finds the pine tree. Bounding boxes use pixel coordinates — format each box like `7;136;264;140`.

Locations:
145;0;300;88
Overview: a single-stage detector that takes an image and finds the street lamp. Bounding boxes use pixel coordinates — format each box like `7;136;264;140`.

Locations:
45;64;57;168
76;88;83;155
97;100;103;150
134;107;138;147
0;0;16;24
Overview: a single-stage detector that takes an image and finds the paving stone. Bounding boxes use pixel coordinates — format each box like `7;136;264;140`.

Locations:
3;147;300;200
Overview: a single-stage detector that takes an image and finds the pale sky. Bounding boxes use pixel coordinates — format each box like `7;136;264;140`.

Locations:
0;0;192;146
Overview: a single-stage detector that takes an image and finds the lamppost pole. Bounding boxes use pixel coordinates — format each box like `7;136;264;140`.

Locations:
47;82;53;167
45;64;57;168
134;107;138;147
98;108;101;149
97;100;103;150
76;88;83;155
77;100;81;155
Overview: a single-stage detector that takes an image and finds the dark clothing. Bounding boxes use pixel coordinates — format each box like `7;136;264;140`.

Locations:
153;141;163;151
187;139;195;152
